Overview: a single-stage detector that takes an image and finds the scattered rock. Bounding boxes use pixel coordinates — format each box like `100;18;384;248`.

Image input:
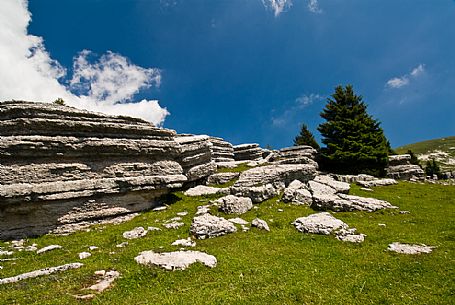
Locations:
163;222;185;229
190;214;237;239
73;294;95;300
378;223;386;227
357;179;398;188
400;210;410;214
360;187;373;192
135;250;217;270
228;218;249;225
241;225;250;232
387;242;434;254
89;246;98;251
293;212;365;243
36;245;62;254
314;175;350;193
85;270;120;293
0;263;83;285
152;206;167;212
251;218;270;231
337;194;398;212
184;185;230;197
116;242;128;248
195;204;213;216
293;212;348;235
0;250;14;256
216;195;253;214
171;238;196;247
123;227;148;239
176;211;188;216
147;226;161;231
78;252;91;259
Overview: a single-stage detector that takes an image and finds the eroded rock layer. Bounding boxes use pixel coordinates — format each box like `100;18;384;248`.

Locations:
0;101;192;239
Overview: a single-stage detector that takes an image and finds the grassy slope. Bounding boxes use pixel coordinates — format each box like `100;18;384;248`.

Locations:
0;183;454;304
395;136;455;155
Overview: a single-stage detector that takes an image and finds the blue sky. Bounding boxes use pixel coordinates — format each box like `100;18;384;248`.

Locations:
1;0;454;149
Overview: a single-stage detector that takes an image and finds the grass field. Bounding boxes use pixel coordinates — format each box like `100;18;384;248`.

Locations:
0;182;454;304
396;136;455;155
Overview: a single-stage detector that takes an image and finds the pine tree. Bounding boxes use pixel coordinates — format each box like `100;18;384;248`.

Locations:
317;85;390;176
407;150;420;166
425;159;441;178
293;123;320;149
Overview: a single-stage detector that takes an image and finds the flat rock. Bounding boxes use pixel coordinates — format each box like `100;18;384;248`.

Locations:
183;185;230;197
387;242;434;254
85;270;120;293
282;180;312;205
251;218;270;231
216;195;253;214
36;245;62;254
135;250;217;270
190;214;237;239
357;179;398;188
206;172;239;185
163;222;185;229
0;263;83;285
171;238;196;247
123;227;148;239
79;252;91;259
337;194;398;212
228;218;249;225
293;212;348;235
313;175;350;193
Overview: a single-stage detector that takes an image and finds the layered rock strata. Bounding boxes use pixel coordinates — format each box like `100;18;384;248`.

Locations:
0;101;193;239
274;145;318;166
209;137;235;163
233;143;263;161
386;154;424;180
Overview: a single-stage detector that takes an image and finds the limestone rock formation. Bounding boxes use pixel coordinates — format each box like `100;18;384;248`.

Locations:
215;195;253;214
251;218;270;231
273;145;318;167
0;101;201;239
209;137;235;163
135;250;217;270
282;180;312;205
357;178;397;188
233;143;263;161
206;172;239;185
190;214;237;239
183;185;230;197
387;154;424;180
387;242;434;254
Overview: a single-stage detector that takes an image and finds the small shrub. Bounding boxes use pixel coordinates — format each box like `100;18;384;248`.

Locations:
53;98;65;106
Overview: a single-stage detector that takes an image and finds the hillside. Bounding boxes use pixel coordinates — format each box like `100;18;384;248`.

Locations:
396;136;455;171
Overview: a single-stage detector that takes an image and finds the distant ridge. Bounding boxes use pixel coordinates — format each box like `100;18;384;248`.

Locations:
395;136;455;155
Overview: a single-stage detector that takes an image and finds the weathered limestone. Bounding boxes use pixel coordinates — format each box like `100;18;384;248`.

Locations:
234;164;317;188
251;218;270;231
171;238;196;247
357;178;397;188
230;183;281;203
313;175;350;194
123;227;148;239
174;135;217;182
215;195;253;214
190;214;237;239
387;242;434;254
206;172;239;185
0;101;193;240
0;263;83;285
85;270;120;293
135;250;217;270
387;154;424;180
183;185;230;197
209;137;235;163
273;146;319;167
36;245;62;254
293;212;364;243
234;143;263;161
282;180;312;205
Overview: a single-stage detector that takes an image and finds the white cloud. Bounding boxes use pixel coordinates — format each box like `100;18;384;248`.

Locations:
386;77;410;89
386;64;426;89
307;0;322;14
262;0;293;17
272;93;324;127
0;0;169;126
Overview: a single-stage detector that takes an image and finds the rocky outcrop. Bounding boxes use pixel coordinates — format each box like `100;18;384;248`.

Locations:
174;135;217;182
206;172;239;185
387;154;424;180
273;146;318;167
209;137;235;163
234;143;263;161
0;101;210;240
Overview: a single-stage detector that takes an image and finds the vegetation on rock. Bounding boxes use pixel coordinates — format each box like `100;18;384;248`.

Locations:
317;85;390;176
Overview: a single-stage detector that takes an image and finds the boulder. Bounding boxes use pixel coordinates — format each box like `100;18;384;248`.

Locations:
215;195;253;214
386;154;425;180
313;175;350;193
190;214;237;239
251;218;270;231
122;227;148;239
230;183;281;203
135;250;217;270
233;143;263;161
357;179;397;188
282;180;312;205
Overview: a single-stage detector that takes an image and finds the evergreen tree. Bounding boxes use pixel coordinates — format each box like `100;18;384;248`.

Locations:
407;150;420;166
425;159;441;178
293;123;320;149
317;85;390;176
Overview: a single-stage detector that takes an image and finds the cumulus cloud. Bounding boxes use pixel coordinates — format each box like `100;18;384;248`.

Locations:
262;0;293;17
272;93;324;127
0;0;169;126
386;64;425;89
